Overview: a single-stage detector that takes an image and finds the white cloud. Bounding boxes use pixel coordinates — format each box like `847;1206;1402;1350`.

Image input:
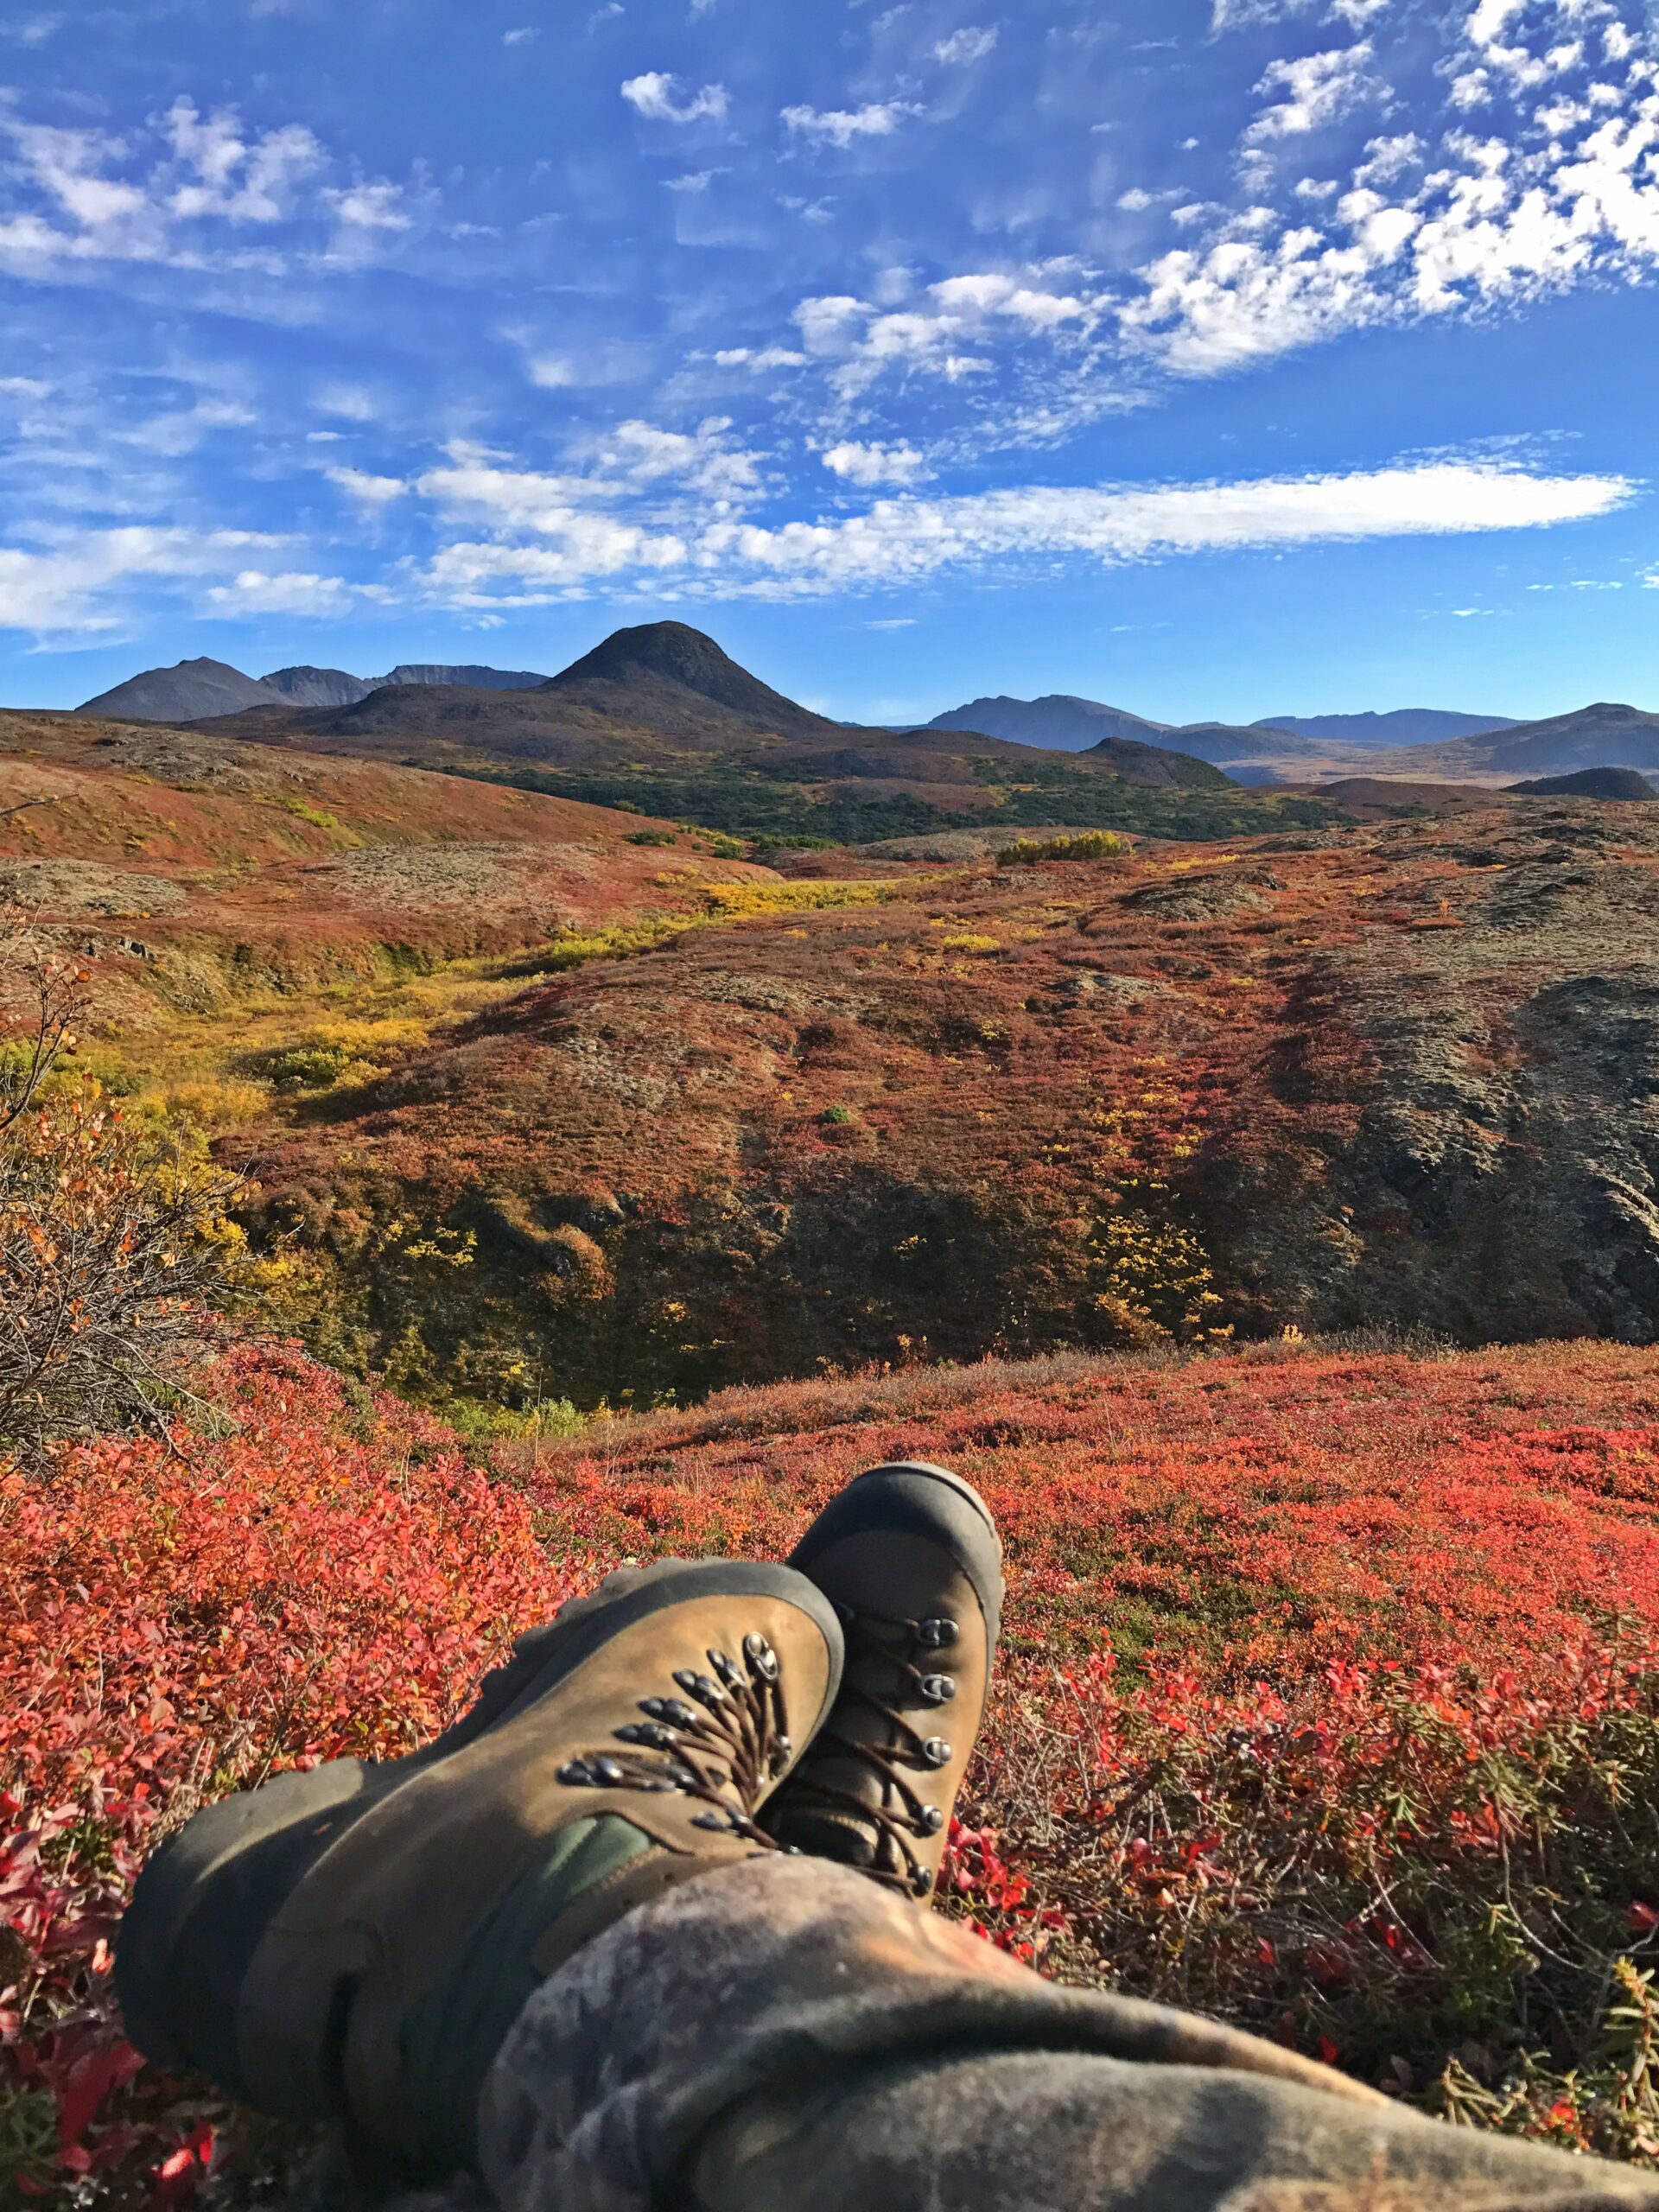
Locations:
503;25;537;43
866;616;918;628
1211;0;1390;22
325;465;407;505
620;73;729;124
123;397;257;455
792;267;1095;396
713;345;809;368
163;99;322;223
0;14;64;42
693;461;1628;594
599;415;763;497
323;181;411;232
821;438;932;485
410;458;1629;607
1353;131;1422;186
933;25;998;64
315;381;378;421
1246;45;1381;142
0;525;284;633
664;169;715;192
781;101;920;146
204;569;354;616
416;418;762;527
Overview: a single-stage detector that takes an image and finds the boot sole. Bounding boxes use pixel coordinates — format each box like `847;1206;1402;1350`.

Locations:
117;1557;842;2086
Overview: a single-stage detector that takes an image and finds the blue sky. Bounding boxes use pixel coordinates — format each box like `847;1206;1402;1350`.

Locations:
3;0;1659;725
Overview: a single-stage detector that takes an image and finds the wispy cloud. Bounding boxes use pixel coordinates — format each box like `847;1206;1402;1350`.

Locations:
933;25;998;64
324;465;407;505
0;525;286;633
621;73;729;124
782;100;920;147
203;568;356;616
408;457;1630;607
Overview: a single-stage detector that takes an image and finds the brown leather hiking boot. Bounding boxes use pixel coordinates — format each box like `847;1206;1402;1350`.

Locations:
760;1462;1003;1900
117;1560;842;2178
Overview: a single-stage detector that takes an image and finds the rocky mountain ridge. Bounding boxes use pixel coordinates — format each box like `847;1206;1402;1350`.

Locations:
78;657;550;722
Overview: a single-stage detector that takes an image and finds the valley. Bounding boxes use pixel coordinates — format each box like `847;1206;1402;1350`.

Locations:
9;621;1659;1420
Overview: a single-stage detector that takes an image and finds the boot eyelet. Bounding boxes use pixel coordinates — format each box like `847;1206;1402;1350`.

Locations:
918;1673;957;1705
918;1618;959;1649
921;1737;952;1768
556;1758;595;1786
917;1805;944;1835
910;1866;934;1897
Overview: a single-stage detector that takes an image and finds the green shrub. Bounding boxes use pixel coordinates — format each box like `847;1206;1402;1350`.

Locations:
259;1042;360;1091
626;830;677;847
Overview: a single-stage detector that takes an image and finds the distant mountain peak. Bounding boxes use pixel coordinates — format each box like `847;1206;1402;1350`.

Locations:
378;664;547;691
926;693;1171;752
1256;708;1522;746
263;664;374;709
77;657;282;723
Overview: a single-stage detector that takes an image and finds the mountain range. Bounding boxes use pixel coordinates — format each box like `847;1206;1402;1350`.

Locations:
923;696;1519;760
49;629;1659;836
125;622;1332;846
1253;709;1522;744
77;657;550;722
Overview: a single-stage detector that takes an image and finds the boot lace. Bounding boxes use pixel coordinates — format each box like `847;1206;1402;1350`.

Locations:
556;1631;792;1843
781;1607;959;1897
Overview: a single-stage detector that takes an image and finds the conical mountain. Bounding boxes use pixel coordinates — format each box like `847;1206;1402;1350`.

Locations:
541;621;836;739
78;657;282;722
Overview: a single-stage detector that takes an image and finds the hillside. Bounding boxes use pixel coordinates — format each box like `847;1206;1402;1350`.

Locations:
1510;766;1656;799
201;622;1341;845
0;707;776;1128
1477;702;1659;776
1337;702;1659;785
242;793;1659;1404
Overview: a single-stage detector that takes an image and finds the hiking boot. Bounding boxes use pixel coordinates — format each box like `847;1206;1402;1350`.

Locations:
117;1560;842;2177
761;1462;1003;1901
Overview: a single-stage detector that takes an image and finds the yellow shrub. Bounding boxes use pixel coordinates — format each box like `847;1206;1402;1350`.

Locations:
159;1077;271;1134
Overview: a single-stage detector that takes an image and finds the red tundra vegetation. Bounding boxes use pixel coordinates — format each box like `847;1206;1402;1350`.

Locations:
11;1335;1659;2201
254;796;1659;1401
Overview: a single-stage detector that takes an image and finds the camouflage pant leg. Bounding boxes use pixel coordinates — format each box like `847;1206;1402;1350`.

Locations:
475;1854;1659;2212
